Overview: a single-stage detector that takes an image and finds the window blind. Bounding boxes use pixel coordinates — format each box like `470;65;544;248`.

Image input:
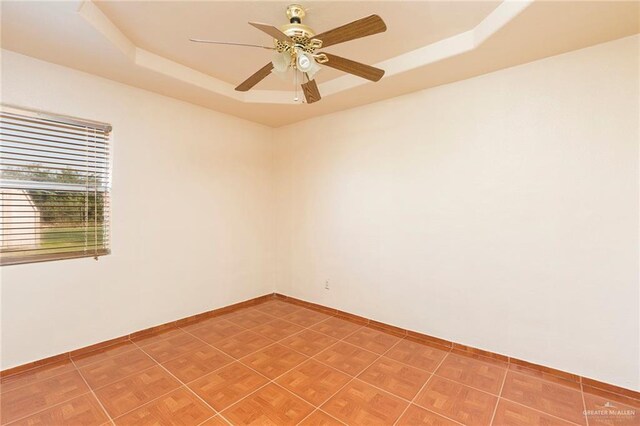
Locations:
0;106;111;266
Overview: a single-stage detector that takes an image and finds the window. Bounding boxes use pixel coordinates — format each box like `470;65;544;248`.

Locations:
0;106;111;266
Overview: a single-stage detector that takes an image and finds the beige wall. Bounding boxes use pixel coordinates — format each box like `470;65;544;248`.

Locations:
273;35;639;390
0;50;275;370
1;35;638;391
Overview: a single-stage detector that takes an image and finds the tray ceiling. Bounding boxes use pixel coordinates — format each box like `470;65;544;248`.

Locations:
1;1;638;127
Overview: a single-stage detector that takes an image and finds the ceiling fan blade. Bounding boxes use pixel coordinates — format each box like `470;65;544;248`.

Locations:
313;15;386;48
249;22;293;43
301;79;321;104
322;53;385;82
235;63;274;92
189;39;274;50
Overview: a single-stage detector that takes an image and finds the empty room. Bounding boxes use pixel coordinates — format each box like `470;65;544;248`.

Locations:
0;1;638;425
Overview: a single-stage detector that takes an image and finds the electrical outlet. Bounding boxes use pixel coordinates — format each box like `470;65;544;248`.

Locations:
324;280;330;290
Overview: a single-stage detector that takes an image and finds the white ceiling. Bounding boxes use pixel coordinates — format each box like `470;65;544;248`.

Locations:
94;1;501;91
1;1;638;127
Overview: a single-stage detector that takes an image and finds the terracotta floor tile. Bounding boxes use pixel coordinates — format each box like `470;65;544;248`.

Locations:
582;379;640;406
188;362;268;411
501;372;586;425
358;357;431;400
396;404;459;426
299;410;345;426
414;376;497;426
187;320;245;345
79;349;156;389
162;345;234;383
0;370;89;424
141;332;205;363
280;330;338;357
178;316;220;333
72;341;138;369
113;387;214;425
131;328;185;347
252;319;304;341
200;416;229;426
310;317;363;339
314;342;379;376
385;339;449;372
582;384;640;410
343;327;401;355
321;380;408;425
6;394;108;426
93;366;180;418
450;350;508;369
583;392;639;426
222;383;314;425
508;364;581;391
282;309;332;327
255;301;303;317
276;360;351;406
0;360;77;394
226;309;277;329
240;344;308;379
435;353;506;395
493;398;576;425
214;331;274;359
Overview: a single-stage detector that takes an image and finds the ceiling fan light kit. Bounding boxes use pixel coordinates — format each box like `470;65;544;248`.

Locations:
190;4;387;104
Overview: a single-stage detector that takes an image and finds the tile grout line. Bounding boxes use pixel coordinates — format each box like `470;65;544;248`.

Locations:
0;304;355;425
580;380;591;426
0;302;275;389
1;316;278;401
4;296;636;404
129;339;225;424
391;349;469;426
175;316;320;423
138;305;486;425
3;301;598;426
0;359;124;426
488;362;509;425
70;358;115;425
0;390;98;426
424;373;505;398
498;370;591;425
179;308;376;423
497;396;585;426
183;306;364;368
296;332;406;425
86;338;220;422
0;309;494;425
203;347;316;421
0;302;454;393
0;314;427;399
195;415;218;426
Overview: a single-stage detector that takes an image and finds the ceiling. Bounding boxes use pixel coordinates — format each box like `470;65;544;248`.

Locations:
1;1;638;127
94;1;501;91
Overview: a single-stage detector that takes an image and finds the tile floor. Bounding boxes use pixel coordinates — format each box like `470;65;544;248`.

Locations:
1;300;638;425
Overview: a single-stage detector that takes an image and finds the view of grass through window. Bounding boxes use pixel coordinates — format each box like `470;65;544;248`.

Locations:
0;109;111;265
1;167;108;262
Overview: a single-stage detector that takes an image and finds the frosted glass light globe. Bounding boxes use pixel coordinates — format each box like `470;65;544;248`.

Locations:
297;53;312;72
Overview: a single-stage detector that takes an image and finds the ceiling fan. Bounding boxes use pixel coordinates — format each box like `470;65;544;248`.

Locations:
189;4;387;104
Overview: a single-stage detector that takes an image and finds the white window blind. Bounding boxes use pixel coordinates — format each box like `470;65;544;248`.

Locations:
0;106;111;266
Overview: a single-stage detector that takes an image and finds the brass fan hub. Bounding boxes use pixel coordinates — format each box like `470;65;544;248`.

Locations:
275;5;322;56
280;23;315;39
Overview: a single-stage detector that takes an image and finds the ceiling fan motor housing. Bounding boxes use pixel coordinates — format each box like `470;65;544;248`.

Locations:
275;4;320;55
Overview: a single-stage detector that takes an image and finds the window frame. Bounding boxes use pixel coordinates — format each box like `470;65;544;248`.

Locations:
0;105;112;266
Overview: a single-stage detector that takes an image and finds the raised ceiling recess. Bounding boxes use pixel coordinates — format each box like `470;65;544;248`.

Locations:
1;1;638;126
